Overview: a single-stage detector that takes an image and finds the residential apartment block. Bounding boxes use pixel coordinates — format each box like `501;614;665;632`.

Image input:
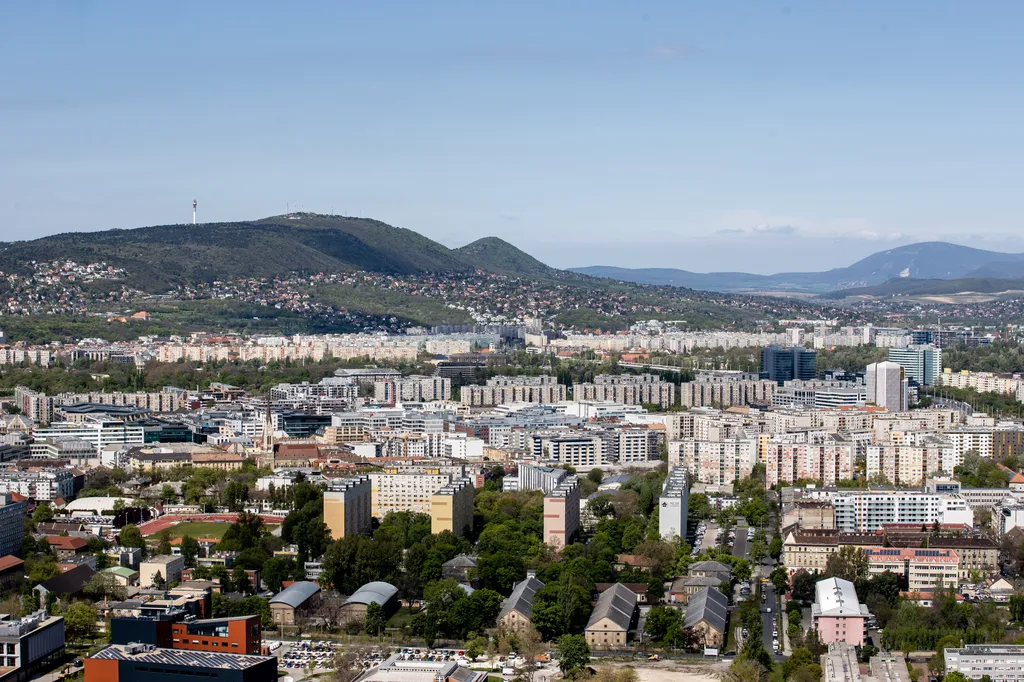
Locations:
0;470;75;502
944;645;1024;682
459;375;566;407
658;467;689;540
374;376;452;404
866;440;959;486
765;441;856;487
543;476;580;549
834;491;972;532
572;374;676;409
324;476;372;539
812;578;868;646
369;468;461;518
861;547;959;591
430;478;475;538
679;372;775;409
669;439;757;486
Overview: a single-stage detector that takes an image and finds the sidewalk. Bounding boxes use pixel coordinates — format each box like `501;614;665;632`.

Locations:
780;595;792;656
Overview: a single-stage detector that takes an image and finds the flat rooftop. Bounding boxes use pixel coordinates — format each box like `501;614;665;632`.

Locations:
92;645;274;669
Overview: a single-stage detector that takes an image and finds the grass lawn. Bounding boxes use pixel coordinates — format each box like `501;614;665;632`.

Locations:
163;521;234;540
386;606;423;629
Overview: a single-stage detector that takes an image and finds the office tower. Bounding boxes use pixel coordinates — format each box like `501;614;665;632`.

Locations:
865;361;908;411
761;345;817;384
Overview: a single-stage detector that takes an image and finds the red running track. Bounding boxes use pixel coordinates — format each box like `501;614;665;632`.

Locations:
138;513;283;536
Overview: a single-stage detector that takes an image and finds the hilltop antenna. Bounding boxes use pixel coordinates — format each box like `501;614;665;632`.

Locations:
192;199;197;225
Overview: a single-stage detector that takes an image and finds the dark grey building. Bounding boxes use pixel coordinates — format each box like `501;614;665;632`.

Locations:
761;345;817;384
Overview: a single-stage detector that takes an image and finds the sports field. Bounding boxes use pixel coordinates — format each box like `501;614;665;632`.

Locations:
163;521;234;540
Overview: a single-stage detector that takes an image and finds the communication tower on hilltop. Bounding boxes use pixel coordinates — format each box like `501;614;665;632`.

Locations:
192;199;197;225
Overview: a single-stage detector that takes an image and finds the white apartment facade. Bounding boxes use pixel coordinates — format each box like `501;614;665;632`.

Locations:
833;491;973;532
33;419;144;455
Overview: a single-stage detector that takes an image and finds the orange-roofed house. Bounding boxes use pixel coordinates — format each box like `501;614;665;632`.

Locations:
46;535;89;560
0;555;24;589
130;311;152;321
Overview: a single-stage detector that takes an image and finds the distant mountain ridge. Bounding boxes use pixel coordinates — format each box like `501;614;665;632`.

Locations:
820;277;1024;299
571;242;1024;293
0;214;558;292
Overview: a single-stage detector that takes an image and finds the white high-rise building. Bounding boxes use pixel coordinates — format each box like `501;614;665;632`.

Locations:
658;467;689;541
865;361;908;411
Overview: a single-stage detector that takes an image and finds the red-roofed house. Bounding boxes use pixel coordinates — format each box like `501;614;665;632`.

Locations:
0;555;24;589
46;535;89;560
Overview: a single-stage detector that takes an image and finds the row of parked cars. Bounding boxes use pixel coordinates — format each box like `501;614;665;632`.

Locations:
279;640;344;670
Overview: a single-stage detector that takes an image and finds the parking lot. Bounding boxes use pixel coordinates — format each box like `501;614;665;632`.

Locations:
272;640;342;671
269;643;512;677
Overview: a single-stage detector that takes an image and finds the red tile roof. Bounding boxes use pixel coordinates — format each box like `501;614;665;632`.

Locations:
46;536;88;551
0;555;24;572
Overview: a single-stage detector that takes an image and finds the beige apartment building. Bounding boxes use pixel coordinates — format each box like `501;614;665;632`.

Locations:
369;470;453;518
139;554;184;587
324;475;372;539
430;478;475;537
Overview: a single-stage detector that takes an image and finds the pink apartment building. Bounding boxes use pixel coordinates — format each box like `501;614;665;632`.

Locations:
812;577;869;646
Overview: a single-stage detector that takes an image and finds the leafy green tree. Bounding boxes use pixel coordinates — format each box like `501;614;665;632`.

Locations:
943;674;970;682
180;535;201;568
644;605;684;647
221;481;250;511
930;636;963;675
769;536;783;560
556;634;590;677
688;493;713;520
587;468;604;484
29;559;59;584
1010;594;1024;623
32;502;55;523
724;659;769;682
217;511;265;552
823;546;869;583
791;569;816;602
771;565;789;593
156;529;173;556
119;524;145;549
782;648;816;680
365;601;386;636
161;484;177;504
749;539;767;565
262;556;295;592
64;602;98;642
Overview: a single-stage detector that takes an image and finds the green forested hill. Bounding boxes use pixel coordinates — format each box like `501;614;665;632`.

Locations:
0;214;482;291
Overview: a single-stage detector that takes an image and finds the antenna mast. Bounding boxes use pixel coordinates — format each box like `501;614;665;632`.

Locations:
192;199;197;225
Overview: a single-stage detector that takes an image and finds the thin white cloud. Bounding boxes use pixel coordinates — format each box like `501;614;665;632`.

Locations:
751;223;796;234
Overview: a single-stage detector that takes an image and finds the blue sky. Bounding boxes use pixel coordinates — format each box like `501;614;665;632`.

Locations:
2;1;1023;273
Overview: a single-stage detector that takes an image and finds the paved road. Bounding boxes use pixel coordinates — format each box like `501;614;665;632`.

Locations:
732;520;750;559
700;521;720;553
761;584;778;654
